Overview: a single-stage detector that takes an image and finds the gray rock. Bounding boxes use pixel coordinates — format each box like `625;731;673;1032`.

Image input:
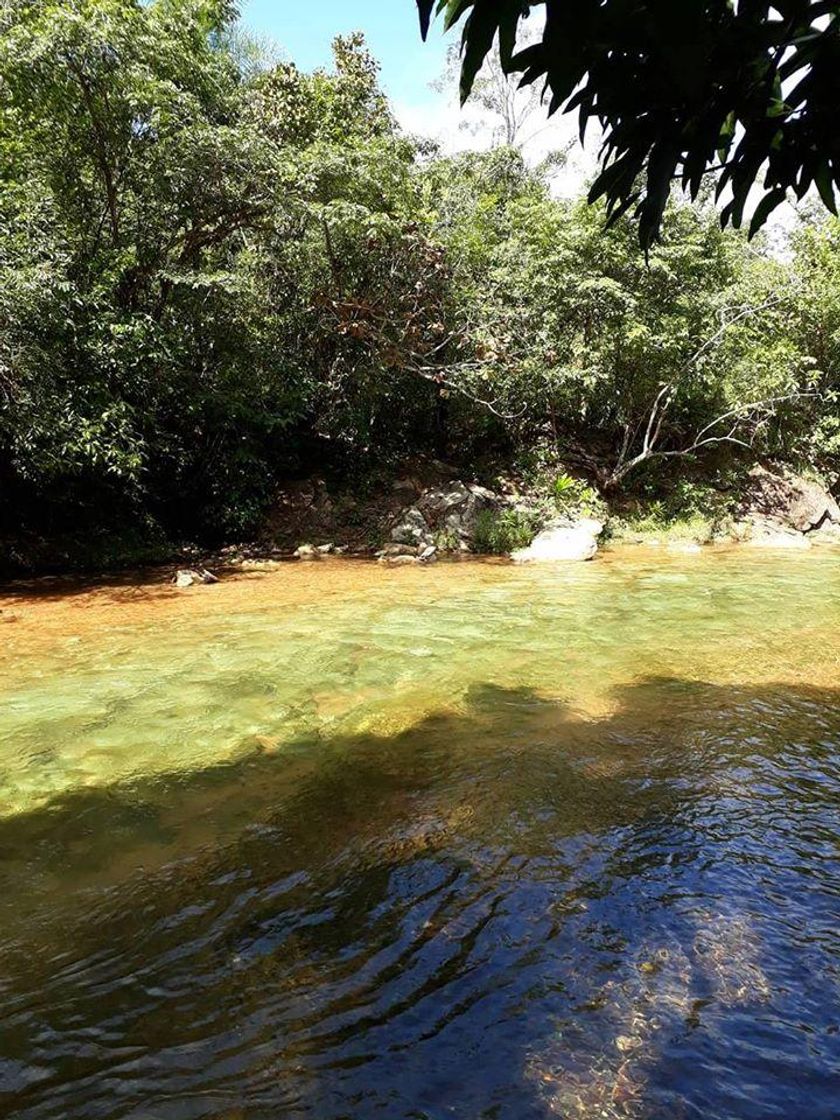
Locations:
808;523;840;544
746;526;811;549
743;467;840;533
392;477;417;493
417;481;471;518
377;543;417;558
417;480;500;534
417;544;437;563
173;568;218;587
466;482;499;502
390;507;432;546
294;543;320;561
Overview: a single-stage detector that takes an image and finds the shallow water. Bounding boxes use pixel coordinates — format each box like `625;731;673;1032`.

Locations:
0;552;838;1119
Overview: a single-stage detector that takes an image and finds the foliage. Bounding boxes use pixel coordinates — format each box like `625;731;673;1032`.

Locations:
552;475;603;518
471;508;539;554
609;477;741;544
418;1;840;248
432;26;561;157
1;1;839;568
0;3;440;548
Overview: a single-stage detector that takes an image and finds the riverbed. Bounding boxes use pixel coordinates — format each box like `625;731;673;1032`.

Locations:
0;551;838;1118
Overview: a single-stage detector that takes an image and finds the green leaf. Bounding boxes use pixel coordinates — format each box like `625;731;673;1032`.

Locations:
814;160;837;215
748;187;787;238
458;2;499;104
416;0;434;40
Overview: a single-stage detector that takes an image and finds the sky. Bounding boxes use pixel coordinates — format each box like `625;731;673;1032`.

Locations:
238;0;597;192
239;0;449;109
236;1;799;238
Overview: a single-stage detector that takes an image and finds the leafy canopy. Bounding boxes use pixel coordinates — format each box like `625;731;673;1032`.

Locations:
416;1;840;248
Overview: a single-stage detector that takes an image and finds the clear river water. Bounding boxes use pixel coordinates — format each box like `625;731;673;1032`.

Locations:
0;550;838;1119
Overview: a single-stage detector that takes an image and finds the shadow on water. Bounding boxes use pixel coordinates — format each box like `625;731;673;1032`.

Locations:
0;677;838;1120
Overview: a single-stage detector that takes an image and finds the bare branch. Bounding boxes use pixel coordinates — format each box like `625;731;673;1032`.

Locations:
406;364;526;420
603;391;814;489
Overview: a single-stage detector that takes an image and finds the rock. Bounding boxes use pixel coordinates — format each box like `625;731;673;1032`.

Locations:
808;523;840;544
291;479;316;508
415;479;500;546
430;459;460;478
667;540;703;554
742;466;840;533
390;507;432;546
511;518;604;563
417;481;471;518
316;543;334;554
294;543;320;561
173;568;218;587
747;528;811;549
378;554;418;566
391;477;417;494
377;543;416;558
466;482;498;503
417;544;437;563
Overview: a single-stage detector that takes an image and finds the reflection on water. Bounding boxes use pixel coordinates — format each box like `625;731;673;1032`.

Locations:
0;553;838;1119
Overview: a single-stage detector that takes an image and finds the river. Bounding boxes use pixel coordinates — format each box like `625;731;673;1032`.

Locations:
0;551;838;1118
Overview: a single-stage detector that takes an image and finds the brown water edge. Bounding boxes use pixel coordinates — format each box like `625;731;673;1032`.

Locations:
2;545;840;686
0;558;496;661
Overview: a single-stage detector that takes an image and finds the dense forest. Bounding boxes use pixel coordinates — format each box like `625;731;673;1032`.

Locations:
2;0;840;569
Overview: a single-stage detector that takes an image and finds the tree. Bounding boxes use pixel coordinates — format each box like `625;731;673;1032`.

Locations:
434;30;549;151
417;1;840;249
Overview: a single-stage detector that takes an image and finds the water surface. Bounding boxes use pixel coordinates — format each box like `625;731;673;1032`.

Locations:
0;552;838;1118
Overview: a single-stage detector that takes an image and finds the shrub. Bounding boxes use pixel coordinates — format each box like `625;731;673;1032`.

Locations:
552;474;605;518
471;509;539;554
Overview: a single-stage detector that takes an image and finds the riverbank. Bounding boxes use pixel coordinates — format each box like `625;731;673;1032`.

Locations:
2;458;838;578
4;541;840;666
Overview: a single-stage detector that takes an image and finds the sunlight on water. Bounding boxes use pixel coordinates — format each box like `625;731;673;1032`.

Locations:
2;551;839;818
0;550;838;1119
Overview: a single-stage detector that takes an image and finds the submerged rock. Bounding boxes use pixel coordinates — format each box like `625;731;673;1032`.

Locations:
667;540;704;554
511;518;604;563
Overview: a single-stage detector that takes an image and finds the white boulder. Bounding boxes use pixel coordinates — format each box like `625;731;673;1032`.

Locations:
511;518;603;563
746;528;811;549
